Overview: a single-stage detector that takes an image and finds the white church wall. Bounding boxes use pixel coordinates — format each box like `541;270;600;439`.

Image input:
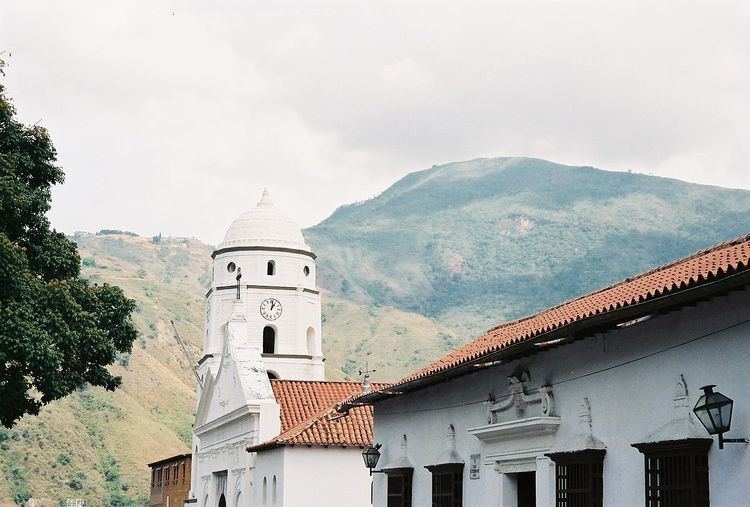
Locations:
372;289;750;506
253;448;285;507
281;447;372;507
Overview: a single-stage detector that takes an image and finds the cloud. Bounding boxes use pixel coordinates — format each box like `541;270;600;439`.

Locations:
2;0;749;244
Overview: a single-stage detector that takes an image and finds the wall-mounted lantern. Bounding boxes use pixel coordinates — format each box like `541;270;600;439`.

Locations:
692;385;748;449
362;444;382;475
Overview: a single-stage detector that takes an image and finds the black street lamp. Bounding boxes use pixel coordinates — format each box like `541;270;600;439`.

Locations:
362;444;382;475
693;385;747;449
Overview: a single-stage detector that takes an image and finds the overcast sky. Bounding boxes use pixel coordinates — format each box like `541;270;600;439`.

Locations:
2;1;749;245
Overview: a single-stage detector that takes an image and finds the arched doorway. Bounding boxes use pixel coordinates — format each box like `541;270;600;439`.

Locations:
218;493;226;507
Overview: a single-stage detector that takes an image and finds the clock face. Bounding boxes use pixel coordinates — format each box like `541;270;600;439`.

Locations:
259;298;283;321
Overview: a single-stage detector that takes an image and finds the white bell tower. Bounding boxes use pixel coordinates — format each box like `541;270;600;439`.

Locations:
201;190;325;381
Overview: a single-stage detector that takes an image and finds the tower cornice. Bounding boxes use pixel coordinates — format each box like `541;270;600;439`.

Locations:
211;245;317;260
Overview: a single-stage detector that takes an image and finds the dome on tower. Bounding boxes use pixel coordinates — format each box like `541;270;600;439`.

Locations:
217;190;310;251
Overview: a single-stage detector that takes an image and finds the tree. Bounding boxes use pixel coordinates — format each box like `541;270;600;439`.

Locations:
0;82;137;427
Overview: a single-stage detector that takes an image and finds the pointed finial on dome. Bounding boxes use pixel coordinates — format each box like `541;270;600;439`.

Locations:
257;188;273;208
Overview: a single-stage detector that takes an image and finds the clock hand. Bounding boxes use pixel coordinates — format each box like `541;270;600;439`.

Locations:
270;301;276;310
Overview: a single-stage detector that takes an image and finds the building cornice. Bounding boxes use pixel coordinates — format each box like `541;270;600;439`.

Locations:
205;285;319;298
194;404;265;436
212;245;317;260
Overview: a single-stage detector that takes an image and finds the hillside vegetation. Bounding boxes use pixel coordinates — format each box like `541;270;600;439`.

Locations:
2;157;749;504
307;157;750;334
0;234;457;505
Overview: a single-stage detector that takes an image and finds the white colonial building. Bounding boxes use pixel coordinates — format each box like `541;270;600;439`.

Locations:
182;191;375;507
343;233;750;507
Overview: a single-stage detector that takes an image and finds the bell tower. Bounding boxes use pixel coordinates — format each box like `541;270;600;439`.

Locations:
201;190;325;381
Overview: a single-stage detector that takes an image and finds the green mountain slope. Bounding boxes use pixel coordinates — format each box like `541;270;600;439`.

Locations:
307;157;750;334
0;234;457;505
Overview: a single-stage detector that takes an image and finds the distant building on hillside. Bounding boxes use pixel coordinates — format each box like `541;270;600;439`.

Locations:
148;453;192;507
148;190;378;507
342;233;750;506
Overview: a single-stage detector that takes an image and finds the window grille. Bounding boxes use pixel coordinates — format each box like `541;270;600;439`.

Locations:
385;468;413;507
632;439;711;507
426;464;463;507
547;449;605;507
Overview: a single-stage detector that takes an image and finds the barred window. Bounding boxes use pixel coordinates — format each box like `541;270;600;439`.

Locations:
385;468;413;507
547;449;605;507
426;464;463;507
632;439;711;507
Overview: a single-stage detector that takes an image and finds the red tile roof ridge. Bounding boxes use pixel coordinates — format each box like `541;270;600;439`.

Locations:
270;379;369;384
249;382;389;452
349;231;750;400
484;232;750;337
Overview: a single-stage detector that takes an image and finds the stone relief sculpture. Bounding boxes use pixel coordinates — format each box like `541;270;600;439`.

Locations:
485;371;554;424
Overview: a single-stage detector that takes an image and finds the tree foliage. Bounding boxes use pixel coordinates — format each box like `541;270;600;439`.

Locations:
0;84;137;427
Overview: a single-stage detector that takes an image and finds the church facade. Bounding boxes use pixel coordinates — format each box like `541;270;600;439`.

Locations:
183;191;374;507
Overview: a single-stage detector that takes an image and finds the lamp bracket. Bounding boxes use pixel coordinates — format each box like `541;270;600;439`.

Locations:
718;434;748;449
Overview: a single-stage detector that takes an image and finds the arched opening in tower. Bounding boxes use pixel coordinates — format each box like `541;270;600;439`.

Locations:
306;327;316;356
267;260;275;276
263;326;276;354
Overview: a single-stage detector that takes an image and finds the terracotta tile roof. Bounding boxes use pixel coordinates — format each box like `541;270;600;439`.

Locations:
248;380;388;452
345;233;750;405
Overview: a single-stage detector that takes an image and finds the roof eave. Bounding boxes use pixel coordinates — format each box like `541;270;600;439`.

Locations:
147;453;192;467
342;268;750;411
247;441;284;453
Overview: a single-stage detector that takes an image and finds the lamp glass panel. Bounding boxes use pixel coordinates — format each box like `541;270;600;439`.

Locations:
719;399;733;432
695;408;717;434
707;391;732;431
708;405;723;429
694;394;717;434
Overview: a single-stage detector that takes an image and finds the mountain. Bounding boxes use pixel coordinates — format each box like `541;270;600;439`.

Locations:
2;157;750;505
0;234;458;506
306;157;750;334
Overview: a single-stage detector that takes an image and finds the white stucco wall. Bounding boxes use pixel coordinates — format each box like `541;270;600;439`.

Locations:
253;446;371;507
372;289;750;506
283;447;371;507
253;448;285;507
